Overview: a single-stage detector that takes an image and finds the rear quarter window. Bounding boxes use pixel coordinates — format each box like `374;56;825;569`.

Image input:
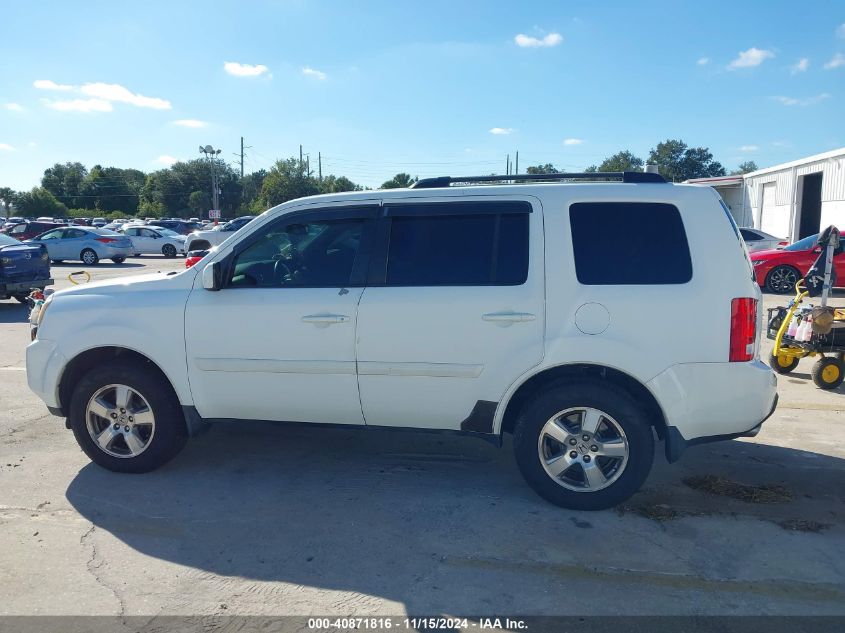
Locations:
569;202;692;285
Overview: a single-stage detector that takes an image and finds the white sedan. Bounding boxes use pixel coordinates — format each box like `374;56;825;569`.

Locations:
122;225;186;258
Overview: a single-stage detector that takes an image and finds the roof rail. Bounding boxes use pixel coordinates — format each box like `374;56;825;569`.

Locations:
409;171;666;189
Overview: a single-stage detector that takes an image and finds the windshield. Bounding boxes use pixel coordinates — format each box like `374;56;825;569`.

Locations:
784;234;818;251
156;228;180;237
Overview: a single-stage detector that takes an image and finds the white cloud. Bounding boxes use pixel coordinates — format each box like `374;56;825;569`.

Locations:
696;57;710;66
824;53;845;69
772;93;831;106
27;141;37;147
514;32;563;48
302;66;327;80
837;23;845;38
33;79;73;91
80;83;171;109
173;119;207;128
43;98;113;112
0;143;15;151
489;127;514;135
728;47;774;69
738;145;759;152
157;155;178;166
790;58;809;74
563;138;584;145
223;61;270;77
4;103;24;111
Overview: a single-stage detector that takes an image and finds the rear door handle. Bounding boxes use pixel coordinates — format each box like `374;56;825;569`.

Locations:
302;314;351;325
482;311;536;323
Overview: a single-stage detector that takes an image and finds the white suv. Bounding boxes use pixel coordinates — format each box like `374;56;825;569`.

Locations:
26;172;777;510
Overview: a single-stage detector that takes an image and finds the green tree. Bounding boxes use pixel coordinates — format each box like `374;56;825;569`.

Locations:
259;158;321;207
79;165;143;213
320;174;361;193
41;162;88;208
585;150;644;173
525;164;560;174
240;169;267;210
380;173;417;189
0;187;15;212
647;139;725;181
188;190;211;213
731;161;758;175
14;187;68;216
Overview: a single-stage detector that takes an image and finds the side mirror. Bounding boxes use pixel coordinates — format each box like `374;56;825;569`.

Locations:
202;262;222;291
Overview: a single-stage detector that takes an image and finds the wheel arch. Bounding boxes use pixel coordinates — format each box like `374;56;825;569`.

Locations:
497;363;668;441
58;346;184;420
187;239;211;251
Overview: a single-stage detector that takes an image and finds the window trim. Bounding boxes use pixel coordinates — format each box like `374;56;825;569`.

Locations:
220;205;380;290
367;201;531;287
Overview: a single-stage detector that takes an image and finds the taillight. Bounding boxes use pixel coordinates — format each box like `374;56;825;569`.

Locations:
95;237;117;244
777;241;788;247
730;298;757;362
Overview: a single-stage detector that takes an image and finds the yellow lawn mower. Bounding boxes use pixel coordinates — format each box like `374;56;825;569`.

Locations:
767;226;845;390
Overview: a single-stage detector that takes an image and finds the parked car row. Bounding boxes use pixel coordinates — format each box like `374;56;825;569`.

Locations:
750;231;843;294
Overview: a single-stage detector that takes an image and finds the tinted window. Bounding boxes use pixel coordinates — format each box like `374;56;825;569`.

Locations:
66;229;86;238
739;228;762;241
385;210;529;286
569;202;692;285
229;218;364;288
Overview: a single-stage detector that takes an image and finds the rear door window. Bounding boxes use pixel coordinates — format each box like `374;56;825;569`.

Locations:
569;202;692;285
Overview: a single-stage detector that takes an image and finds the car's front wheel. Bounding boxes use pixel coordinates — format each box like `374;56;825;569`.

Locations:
765;265;800;294
111;257;126;264
162;243;177;258
68;360;188;473
513;381;654;511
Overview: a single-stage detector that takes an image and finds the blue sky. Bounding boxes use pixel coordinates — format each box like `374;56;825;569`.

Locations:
1;0;843;190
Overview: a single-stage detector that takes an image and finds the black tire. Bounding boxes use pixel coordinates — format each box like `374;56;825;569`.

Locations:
765;265;800;294
512;381;654;511
769;350;800;374
811;357;845;390
80;248;99;266
13;295;29;304
162;243;177;258
52;259;64;264
68;359;188;473
111;257;126;264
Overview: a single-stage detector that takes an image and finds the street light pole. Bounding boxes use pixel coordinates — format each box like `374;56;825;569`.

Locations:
199;145;222;220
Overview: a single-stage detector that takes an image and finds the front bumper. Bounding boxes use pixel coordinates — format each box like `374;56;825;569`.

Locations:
0;278;53;298
26;338;66;410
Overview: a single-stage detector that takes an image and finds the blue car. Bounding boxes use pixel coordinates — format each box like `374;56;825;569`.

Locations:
0;233;53;303
26;226;133;265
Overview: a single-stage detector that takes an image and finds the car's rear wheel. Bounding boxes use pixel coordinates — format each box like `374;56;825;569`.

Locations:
68;360;188;473
765;265;800;294
162;243;177;258
513;381;654;511
80;248;99;266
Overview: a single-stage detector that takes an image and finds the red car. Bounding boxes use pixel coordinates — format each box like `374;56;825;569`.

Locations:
751;232;844;294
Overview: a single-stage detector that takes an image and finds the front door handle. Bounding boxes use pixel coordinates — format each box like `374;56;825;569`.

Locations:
482;311;536;324
302;314;351;325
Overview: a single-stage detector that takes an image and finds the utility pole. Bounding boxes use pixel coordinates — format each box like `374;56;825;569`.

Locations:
506;154;510;175
299;145;303;174
240;137;244;178
306;155;310;176
515;151;519;175
318;152;322;181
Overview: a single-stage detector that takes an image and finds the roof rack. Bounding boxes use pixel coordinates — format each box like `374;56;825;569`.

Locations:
409;171;666;189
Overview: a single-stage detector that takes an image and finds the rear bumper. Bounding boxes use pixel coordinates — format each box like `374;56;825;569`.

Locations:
0;277;53;298
647;359;778;462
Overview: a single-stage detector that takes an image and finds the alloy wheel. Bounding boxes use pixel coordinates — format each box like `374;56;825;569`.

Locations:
85;384;156;458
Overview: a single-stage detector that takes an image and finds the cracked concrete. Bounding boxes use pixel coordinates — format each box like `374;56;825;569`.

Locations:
0;258;843;616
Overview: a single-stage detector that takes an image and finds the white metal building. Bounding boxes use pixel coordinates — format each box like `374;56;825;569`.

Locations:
688;147;845;242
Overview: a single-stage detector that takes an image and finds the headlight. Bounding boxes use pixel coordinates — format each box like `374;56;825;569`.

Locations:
35;294;53;328
0;257;10;265
753;260;767;266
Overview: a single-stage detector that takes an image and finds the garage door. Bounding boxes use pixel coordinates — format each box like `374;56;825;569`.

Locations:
759;182;788;239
